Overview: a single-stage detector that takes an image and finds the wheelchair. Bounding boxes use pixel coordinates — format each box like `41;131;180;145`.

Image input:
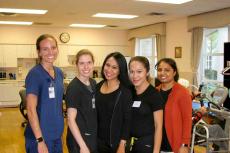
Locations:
19;88;27;127
190;83;230;153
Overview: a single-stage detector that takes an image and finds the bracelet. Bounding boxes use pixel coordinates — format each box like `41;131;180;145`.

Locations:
181;143;189;147
36;137;44;143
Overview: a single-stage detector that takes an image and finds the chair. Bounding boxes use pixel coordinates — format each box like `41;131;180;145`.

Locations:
63;81;69;117
19;88;27;127
211;86;228;107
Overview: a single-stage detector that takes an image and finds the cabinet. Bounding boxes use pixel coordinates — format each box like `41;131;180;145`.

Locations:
17;45;37;58
68;45;79;55
0;81;23;106
0;45;17;67
54;45;70;67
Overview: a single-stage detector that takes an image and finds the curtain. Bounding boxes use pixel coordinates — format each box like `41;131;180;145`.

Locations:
188;8;230;31
156;34;166;60
128;22;166;40
128;38;136;57
128;22;166;61
191;27;203;86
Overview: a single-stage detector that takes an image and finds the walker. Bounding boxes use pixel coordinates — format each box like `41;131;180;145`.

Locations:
190;85;230;153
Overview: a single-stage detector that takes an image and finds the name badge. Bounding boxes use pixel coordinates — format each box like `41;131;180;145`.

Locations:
132;101;141;108
92;97;96;109
48;87;55;98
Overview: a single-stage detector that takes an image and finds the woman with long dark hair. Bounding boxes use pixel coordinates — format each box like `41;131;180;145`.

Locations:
95;52;132;153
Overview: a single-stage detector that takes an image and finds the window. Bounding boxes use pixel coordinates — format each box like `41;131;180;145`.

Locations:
199;27;229;84
135;36;157;77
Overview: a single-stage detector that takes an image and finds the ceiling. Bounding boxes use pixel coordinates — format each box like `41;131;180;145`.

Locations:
0;0;230;30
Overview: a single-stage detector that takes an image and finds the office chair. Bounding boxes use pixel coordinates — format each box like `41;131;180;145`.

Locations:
19;88;27;127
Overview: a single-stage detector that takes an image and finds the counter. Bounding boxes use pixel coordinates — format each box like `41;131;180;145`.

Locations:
0;79;25;83
0;80;25;107
64;77;103;83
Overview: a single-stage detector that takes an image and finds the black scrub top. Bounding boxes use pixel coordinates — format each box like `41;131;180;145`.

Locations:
65;77;97;152
131;84;163;138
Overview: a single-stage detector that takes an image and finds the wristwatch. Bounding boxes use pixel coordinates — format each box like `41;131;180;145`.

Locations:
181;143;189;147
36;137;44;143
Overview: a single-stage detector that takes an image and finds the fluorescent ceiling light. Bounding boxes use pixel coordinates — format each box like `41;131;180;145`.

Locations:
93;13;138;19
70;24;106;28
0;21;33;25
0;8;47;14
135;0;192;4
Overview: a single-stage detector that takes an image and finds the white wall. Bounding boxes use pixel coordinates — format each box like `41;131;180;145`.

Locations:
166;17;193;83
0;25;130;55
0;25;131;80
0;21;194;82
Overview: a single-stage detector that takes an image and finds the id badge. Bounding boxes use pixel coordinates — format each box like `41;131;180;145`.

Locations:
92;97;95;109
49;86;55;98
132;101;141;108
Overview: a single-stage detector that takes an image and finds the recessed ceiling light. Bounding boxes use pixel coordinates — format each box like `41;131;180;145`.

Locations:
0;21;33;25
69;24;106;28
93;13;138;19
148;12;165;15
0;8;47;14
135;0;192;4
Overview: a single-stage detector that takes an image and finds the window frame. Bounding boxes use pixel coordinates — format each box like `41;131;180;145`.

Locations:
135;36;157;78
198;27;229;85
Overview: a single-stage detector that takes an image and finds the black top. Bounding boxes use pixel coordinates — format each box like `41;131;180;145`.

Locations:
65;77;97;152
160;88;172;152
131;84;163;138
96;87;120;143
95;81;132;152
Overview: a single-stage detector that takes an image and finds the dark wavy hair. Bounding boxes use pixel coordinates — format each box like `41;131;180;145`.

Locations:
101;52;132;89
155;58;179;82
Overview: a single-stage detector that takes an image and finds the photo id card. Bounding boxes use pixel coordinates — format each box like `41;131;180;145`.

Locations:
49;87;55;98
132;101;141;108
92;97;96;109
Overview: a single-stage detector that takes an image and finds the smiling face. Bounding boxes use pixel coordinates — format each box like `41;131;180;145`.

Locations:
38;37;58;64
157;61;176;84
129;60;148;88
77;54;94;78
103;57;120;81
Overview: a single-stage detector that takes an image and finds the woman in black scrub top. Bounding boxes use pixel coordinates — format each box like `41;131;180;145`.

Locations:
65;49;97;153
128;56;163;153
